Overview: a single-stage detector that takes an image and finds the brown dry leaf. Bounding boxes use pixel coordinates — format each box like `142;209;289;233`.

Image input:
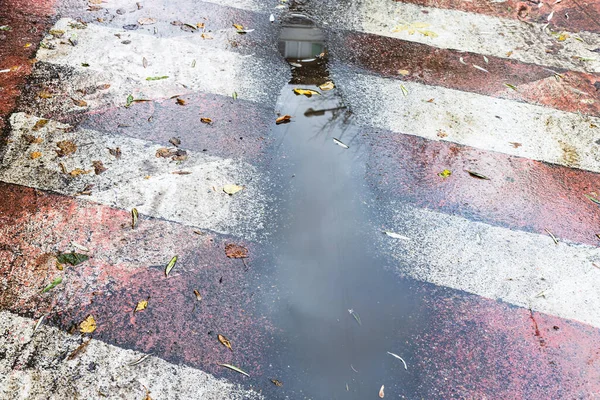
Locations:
276;115;292;125
397;69;410;76
156;147;175;158
319;81;335;91
218;334;233;351
135;300;148;312
23;134;43;144
201;33;213;39
169;137;181;147
56;140;77;157
32;119;49;131
436;129;447;138
509;142;522;148
379;385;385;398
79;315;97;333
97;83;111;90
172;170;191;175
200;117;212;124
172;149;188;161
69;168;92;177
108;147;121;158
72;98;87;107
176;98;186;106
30;151;42;159
197;22;205;29
271;379;283;387
223;184;243;195
225;243;248;259
38;91;53;99
92;160;107;174
138;18;157;25
194;289;202;301
67;339;91;360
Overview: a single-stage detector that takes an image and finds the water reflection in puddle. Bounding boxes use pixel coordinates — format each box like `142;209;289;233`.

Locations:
253;14;427;399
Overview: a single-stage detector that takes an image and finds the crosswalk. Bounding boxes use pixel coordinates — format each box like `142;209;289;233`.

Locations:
1;0;600;397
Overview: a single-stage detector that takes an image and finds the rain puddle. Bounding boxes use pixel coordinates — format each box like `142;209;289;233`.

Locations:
253;14;430;398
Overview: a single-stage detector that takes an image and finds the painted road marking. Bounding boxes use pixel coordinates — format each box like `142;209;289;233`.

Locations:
379;204;600;328
331;70;600;173
0;311;263;400
0;113;268;240
355;0;600;73
35;18;287;110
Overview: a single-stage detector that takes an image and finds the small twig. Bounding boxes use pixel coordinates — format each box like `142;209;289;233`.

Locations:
387;351;408;370
544;229;558;245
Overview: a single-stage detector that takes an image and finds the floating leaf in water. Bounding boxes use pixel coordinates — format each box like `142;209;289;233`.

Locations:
218;334;233;351
333;138;349;149
384;231;410;240
466;170;490;180
387;351;408;369
135;300;148;312
400;84;408;96
319;81;335;91
57;252;89;266
126;94;134;107
79;315;96;333
585;193;600;205
293;88;320;97
223;184;243;195
42;277;62;293
165;256;178;277
379;385;385;398
146;76;168;81
219;363;249;377
348;309;362;326
438;169;452;178
225;243;249;258
276;115;292;125
271;379;283;386
132;208;139;229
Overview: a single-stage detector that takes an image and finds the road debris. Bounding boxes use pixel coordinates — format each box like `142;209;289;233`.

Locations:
219;363;249;377
218;334;233;351
333;138;349;149
79;315;97;333
164;256;178;277
387;351;408;369
41;277;62;293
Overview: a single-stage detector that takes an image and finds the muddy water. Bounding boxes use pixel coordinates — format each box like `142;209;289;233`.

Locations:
253;15;429;399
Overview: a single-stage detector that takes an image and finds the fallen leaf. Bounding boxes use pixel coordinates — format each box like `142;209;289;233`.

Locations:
232;92;238;100
194;289;202;301
30;151;42;159
466;170;490;180
397;69;410;76
79;315;96;333
436;129;447;137
504;83;518;91
219;363;249;377
171;170;191;175
201;33;213;39
387;351;408;369
319;81;335;91
400;84;409;96
276;115;292;125
38;91;53;99
132;208;139;229
23;134;43;144
57;252;89;266
271;379;283;386
473;64;489;73
232;23;244;30
42;277;62;293
223;184;243;195
127;353;152;366
293;88;320;97
585;193;600;205
97;83;111;90
135;300;148;312
108;147;122;158
172;149;188;161
509;142;522;148
69;168;92;177
218;334;233;351
169;137;181;147
156;148;175;158
146;76;169;81
200;117;212;124
125;94;134;107
197;22;205;29
32;119;49;131
333;137;349;149
557;33;569;42
143;57;148;68
165;256;178;277
138;18;157;25
92;160;107;175
379;385;385;398
176;98;186;106
225;243;248;258
67;339;91;360
72;98;88;107
438;169;452;178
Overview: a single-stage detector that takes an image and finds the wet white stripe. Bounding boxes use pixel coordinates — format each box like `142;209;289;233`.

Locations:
35;18;285;110
0;113;268;240
354;1;600;73
332;72;600;172
0;311;262;400
380;204;600;328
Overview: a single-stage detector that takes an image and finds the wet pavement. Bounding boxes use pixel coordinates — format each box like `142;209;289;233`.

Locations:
2;0;600;399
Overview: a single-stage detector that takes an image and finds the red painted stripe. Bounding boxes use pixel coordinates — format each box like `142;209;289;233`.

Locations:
396;0;600;34
366;130;600;246
333;31;600;116
0;183;269;375
0;1;56;131
413;286;600;398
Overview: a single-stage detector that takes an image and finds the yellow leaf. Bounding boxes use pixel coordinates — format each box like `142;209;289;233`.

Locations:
79;315;96;333
438;169;452;178
397;69;410;76
223;184;243;195
69;168;92;177
135;300;148;312
293;88;320;97
38;91;53;99
218;334;233;351
275;115;292;125
200;117;212;124
233;24;244;30
24;43;32;48
318;81;335;91
132;208;139;229
420;30;438;38
197;22;205;29
201;33;213;39
30;151;42;159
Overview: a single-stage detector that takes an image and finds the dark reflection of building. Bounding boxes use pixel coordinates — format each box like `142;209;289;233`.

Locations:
278;13;329;85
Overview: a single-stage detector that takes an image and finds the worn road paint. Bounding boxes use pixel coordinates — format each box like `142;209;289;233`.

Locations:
332;71;600;172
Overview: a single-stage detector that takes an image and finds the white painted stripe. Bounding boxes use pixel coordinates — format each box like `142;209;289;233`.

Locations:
354;0;600;73
331;71;600;172
0;311;262;400
380;204;600;328
36;18;286;110
0;113;268;240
